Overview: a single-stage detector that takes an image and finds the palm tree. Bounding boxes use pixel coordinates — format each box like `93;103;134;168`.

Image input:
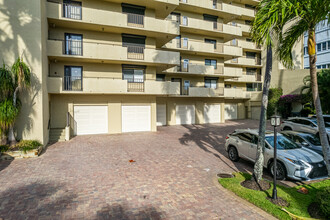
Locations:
7;57;31;145
275;0;330;175
250;0;286;182
0;64;15;144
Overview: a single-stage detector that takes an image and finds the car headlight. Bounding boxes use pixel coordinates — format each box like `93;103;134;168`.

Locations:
285;158;310;168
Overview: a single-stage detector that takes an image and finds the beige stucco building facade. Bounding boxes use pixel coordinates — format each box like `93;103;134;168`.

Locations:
0;0;266;143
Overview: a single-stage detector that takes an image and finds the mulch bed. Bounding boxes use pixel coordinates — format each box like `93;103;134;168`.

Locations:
217;173;234;178
266;197;289;207
308;202;324;219
240;179;271;191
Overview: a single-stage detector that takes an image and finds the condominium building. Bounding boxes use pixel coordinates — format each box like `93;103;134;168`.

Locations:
0;0;262;144
304;19;330;69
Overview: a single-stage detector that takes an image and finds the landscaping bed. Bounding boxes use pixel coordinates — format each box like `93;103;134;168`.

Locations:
0;140;43;160
219;172;330;219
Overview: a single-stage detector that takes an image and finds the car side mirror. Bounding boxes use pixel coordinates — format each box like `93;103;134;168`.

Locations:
301;142;309;147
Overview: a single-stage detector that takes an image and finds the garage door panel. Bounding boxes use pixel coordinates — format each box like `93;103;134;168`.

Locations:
176;105;195;125
122;106;151;133
225;104;238;120
74;106;108;135
251;107;261;120
157;104;166;126
204;104;221;124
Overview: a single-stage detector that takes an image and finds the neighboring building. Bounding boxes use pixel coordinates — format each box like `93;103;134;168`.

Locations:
0;0;263;144
304;19;330;69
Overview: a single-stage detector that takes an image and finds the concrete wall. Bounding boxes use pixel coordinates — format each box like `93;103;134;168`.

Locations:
0;0;48;144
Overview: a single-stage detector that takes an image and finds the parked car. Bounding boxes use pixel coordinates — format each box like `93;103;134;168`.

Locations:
311;115;330;123
280;117;330;141
281;131;330;159
225;129;327;181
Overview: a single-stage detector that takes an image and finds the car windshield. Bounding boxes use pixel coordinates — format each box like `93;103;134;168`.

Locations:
310;119;330;128
265;135;301;150
301;134;321;145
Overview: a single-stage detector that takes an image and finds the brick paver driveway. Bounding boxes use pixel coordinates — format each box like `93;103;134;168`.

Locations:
0;120;277;220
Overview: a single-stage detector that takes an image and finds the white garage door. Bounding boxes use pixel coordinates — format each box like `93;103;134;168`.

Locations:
176;105;195;125
74;105;108;135
251;106;261;120
122;105;151;132
157;104;166;126
204;104;221;124
225;104;238;120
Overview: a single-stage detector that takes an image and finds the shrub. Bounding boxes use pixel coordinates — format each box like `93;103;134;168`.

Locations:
13;140;42;153
315;186;330;217
267;88;283;118
0;145;9;153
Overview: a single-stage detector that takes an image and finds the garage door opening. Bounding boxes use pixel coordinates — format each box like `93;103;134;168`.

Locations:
122;105;151;133
157;104;166;126
225;104;238;120
204;104;221;124
176;105;195;125
74;105;108;135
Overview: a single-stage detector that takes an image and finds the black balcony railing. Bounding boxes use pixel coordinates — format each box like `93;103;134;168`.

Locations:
64;76;82;91
63;1;82;20
127;13;144;27
127;45;145;60
65;39;83;56
127;79;144;92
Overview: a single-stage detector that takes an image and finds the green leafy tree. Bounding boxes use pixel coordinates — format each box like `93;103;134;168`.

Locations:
267;88;283;118
7;57;31;145
276;0;330;175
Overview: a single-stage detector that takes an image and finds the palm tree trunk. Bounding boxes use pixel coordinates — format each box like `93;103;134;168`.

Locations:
8;87;19;146
308;29;330;176
254;44;272;182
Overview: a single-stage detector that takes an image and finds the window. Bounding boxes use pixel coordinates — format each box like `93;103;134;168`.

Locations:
317;43;321;52
122;65;145;83
63;0;82;20
246;52;256;59
182;38;188;48
246;68;257;75
322;65;327;69
246;38;252;42
182;16;188;26
205;59;217;69
246;83;262;91
245;20;252;25
205;78;217;89
180;0;188;3
156;74;166;81
304;47;308;55
122;34;146;59
122;3;145;15
175;35;181;48
245;4;255;9
225;84;231;88
236;133;253;143
182;59;189;72
232;21;237;26
328;41;330;50
322;42;327;51
205;39;217;49
212;0;217;9
64;66;82;91
232;38;237;46
171;12;181;24
203;14;218;22
317;65;322;69
65;33;83;55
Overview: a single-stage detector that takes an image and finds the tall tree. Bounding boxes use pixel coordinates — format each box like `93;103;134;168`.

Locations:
250;0;286;182
7;57;31;145
276;0;330;175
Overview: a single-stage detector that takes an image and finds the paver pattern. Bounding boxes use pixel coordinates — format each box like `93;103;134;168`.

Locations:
0;120;277;220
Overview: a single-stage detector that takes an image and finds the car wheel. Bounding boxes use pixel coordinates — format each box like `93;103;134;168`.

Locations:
228;146;239;162
283;126;292;131
269;161;287;180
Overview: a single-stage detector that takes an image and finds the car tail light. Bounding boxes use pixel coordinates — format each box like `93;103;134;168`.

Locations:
225;136;229;139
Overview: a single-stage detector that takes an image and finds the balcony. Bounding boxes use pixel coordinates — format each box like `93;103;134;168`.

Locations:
223;66;243;77
179;17;242;41
47;39;180;67
47;1;179;47
238;40;261;52
224;88;250;99
164;63;224;76
225;56;262;67
239;23;252;35
225;74;257;82
188;87;224;97
48;77;181;95
164;39;242;59
177;0;243;22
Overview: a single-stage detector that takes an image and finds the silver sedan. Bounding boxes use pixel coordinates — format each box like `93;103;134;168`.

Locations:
225;129;327;181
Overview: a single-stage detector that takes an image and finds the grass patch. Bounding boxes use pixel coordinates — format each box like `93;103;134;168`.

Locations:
219;172;330;219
